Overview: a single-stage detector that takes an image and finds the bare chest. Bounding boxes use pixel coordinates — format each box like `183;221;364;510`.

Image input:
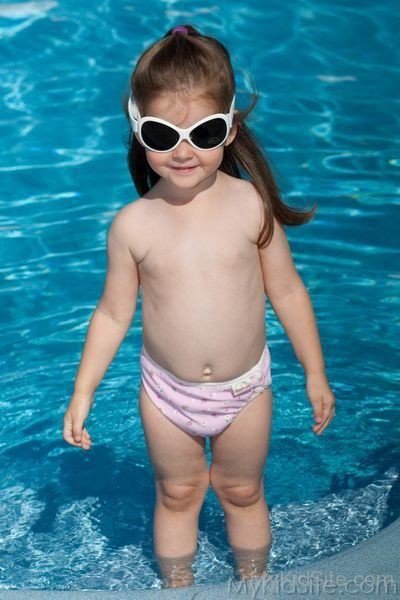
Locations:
137;204;258;288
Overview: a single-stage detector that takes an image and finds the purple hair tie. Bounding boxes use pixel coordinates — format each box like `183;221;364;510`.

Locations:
172;26;188;35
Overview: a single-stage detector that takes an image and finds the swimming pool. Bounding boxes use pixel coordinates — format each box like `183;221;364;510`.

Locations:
0;0;399;591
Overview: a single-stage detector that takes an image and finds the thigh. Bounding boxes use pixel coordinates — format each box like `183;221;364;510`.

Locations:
139;381;209;485
209;387;273;483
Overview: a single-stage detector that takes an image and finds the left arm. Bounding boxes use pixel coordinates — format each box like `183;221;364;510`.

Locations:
258;216;336;435
268;284;326;376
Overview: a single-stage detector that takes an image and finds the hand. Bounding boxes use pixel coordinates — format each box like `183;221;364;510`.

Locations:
306;372;336;436
62;391;94;450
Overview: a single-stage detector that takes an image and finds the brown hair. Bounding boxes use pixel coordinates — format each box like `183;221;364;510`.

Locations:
122;24;317;249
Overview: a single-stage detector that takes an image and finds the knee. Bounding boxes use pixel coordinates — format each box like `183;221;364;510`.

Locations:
157;472;209;512
210;474;263;508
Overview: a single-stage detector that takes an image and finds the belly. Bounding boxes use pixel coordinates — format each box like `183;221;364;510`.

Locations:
141;281;267;382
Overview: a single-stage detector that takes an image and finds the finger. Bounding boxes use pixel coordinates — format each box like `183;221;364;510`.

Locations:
63;418;89;448
315;405;334;427
314;396;335;421
72;423;85;442
314;404;326;423
63;431;84;447
314;407;335;435
62;421;77;445
81;428;92;448
313;403;334;427
313;398;332;424
63;424;86;447
313;408;331;428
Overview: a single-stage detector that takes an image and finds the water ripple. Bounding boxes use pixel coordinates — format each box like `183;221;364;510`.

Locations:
0;0;399;590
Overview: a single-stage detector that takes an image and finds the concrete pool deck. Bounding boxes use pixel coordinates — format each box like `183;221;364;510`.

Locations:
1;516;399;600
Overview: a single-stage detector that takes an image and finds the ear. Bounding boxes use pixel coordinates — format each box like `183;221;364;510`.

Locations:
224;110;239;147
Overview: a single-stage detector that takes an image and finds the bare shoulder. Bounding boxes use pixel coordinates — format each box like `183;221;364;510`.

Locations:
226;175;264;244
109;198;150;263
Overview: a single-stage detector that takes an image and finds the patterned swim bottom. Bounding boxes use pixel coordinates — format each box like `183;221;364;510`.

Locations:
140;343;272;437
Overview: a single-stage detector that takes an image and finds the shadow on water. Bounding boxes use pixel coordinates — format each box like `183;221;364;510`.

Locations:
59;443;159;565
3;438;160;573
328;442;400;528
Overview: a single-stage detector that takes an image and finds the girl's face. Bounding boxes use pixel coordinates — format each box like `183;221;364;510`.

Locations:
139;92;237;192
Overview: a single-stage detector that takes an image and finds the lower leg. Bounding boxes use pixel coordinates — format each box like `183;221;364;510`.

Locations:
230;541;272;580
223;489;272;579
153;497;202;588
155;550;197;588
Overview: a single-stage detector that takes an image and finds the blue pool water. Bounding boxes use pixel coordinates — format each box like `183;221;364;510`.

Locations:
1;0;399;591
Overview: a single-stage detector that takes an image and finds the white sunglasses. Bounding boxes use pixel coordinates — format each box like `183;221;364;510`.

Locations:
127;94;236;152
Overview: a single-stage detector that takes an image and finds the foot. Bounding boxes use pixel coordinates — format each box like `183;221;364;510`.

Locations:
231;542;271;581
156;551;196;588
238;566;268;580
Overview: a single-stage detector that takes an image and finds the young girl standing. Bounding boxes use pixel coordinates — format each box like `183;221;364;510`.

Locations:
63;24;336;588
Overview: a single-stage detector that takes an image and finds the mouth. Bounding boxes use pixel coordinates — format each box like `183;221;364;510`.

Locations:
171;165;198;173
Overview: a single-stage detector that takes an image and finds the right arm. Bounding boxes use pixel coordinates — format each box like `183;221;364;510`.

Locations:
63;206;140;449
74;207;140;395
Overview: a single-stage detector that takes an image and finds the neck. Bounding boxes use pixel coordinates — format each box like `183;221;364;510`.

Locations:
152;169;222;207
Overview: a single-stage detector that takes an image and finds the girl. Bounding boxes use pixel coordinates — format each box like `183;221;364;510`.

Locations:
62;24;336;588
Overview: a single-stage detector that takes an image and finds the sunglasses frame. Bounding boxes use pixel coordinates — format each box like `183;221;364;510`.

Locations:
128;94;236;153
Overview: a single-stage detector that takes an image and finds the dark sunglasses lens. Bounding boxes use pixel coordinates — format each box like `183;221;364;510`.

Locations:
141;121;179;151
191;118;227;149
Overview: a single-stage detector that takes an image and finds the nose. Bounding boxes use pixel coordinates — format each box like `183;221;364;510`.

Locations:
172;139;194;158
